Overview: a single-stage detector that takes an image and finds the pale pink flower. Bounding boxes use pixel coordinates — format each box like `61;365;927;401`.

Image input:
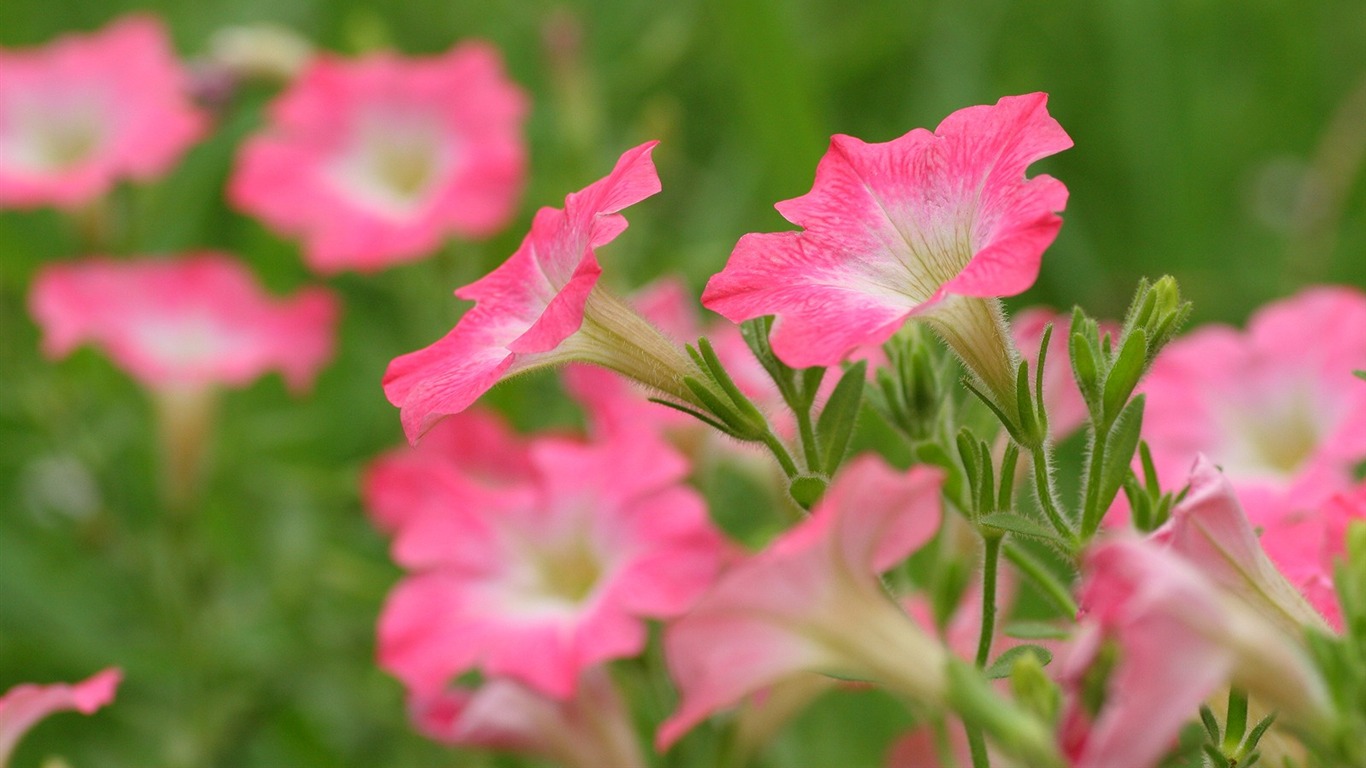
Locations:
29;253;338;393
0;668;120;765
703;94;1071;406
658;456;945;749
230;43;528;273
1152;456;1333;634
0;16;205;208
376;428;729;700
1140;286;1366;526
362;407;535;535
409;669;644;768
1062;538;1330;768
384;142;699;442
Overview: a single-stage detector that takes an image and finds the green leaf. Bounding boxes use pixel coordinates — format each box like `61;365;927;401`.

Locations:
978;512;1063;544
997;443;1019;512
1101;328;1147;424
1002;621;1071;641
1015;359;1040;447
986;645;1053;679
816;361;866;475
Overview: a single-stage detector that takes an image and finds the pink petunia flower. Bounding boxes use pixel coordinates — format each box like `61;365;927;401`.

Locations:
702;94;1071;411
1140;286;1366;527
1152;456;1333;633
1061;538;1330;768
408;669;644;768
0;16;205;209
0;668;121;765
29;253;338;394
384;142;701;443
375;427;729;700
363;407;536;535
1258;482;1366;632
658;455;946;749
229;43;528;273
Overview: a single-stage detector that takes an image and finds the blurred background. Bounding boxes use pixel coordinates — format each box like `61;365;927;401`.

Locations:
0;0;1363;765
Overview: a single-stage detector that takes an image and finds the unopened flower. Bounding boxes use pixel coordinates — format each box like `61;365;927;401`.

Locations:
0;15;205;208
702;94;1071;412
1140;286;1366;525
29;253;338;393
384;142;701;442
1062;538;1330;768
230;42;527;273
409;669;644;768
0;668;120;766
375;428;729;699
658;456;945;748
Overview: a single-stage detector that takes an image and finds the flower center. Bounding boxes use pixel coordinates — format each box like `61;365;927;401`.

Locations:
327;111;452;218
1;96;108;173
533;535;604;604
1220;386;1325;480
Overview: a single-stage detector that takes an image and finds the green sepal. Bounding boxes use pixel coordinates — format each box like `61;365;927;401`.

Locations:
1085;394;1145;538
1101;328;1147;425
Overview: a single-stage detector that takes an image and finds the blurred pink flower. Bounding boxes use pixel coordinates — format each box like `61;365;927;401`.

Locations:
1140;286;1366;525
409;669;644;768
29;254;338;393
0;16;205;208
1259;482;1366;632
658;455;945;749
702;94;1070;404
376;428;729;700
1153;456;1333;633
1061;538;1329;768
0;668;120;765
384;142;698;442
363;408;536;535
230;42;528;273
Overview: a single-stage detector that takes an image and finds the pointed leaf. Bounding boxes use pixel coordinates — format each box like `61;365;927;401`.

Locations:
816;361;866;475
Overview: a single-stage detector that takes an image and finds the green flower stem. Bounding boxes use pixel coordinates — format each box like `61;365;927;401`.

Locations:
759;429;800;479
795;402;821;470
1003;543;1079;617
1079;427;1108;540
966;531;1004;768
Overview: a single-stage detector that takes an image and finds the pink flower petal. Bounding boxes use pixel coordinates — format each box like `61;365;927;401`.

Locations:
0;16;205;208
29;254;338;393
0;668;121;763
703;93;1070;368
230;43;528;273
383;142;660;443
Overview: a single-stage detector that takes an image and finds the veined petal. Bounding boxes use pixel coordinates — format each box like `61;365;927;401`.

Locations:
704;93;1070;368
